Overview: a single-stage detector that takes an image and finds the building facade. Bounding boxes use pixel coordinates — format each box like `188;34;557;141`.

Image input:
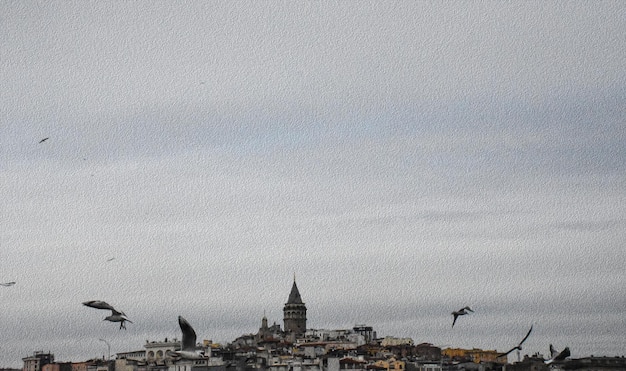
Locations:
22;352;54;371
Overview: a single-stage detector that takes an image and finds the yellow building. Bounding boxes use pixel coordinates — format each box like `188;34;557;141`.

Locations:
442;348;504;364
371;358;406;371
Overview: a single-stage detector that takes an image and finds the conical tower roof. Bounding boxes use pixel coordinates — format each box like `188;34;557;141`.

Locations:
287;280;303;304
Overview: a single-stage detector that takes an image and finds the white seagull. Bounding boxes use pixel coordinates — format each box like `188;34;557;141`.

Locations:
451;306;474;328
83;300;132;329
169;316;207;360
496;325;533;359
545;344;571;364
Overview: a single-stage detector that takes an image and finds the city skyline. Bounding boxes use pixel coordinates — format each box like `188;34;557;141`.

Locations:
0;275;622;367
2;1;625;368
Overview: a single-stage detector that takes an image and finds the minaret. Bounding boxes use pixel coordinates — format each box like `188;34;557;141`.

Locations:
256;311;270;342
283;278;307;338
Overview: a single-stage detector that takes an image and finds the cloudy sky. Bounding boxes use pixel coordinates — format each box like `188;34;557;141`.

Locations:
1;1;625;367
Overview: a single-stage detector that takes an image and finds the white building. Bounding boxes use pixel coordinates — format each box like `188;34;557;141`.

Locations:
144;339;181;364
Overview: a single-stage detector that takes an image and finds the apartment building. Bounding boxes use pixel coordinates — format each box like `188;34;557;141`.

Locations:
22;352;54;371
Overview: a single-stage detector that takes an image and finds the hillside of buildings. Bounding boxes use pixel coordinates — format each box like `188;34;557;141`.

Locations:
11;281;626;371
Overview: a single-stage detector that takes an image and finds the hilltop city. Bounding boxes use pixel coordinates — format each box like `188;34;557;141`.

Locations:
7;281;626;371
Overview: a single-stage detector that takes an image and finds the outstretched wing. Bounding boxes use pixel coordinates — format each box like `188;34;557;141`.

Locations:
179;316;197;351
496;347;516;358
549;344;558;358
554;347;570;361
518;325;533;346
497;325;533;359
83;300;116;311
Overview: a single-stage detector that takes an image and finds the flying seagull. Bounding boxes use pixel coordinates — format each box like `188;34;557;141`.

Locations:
497;325;534;359
0;282;16;287
106;257;116;262
39;137;49;143
545;344;571;364
169;316;207;359
451;306;474;328
83;300;132;329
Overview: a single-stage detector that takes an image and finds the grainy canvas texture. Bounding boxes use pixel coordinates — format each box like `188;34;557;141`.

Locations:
1;1;625;368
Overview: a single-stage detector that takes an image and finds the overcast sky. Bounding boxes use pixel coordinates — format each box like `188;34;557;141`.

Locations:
1;1;625;368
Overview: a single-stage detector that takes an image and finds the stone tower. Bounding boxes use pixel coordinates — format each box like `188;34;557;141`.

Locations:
283;278;307;337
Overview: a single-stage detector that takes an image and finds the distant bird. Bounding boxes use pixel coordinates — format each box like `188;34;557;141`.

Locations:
169;316;207;359
451;306;474;328
106;257;116;262
0;282;16;287
545;344;571;364
38;137;49;143
497;325;534;359
83;300;132;329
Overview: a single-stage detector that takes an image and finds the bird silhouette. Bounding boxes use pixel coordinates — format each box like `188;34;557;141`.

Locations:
497;325;533;359
169;316;207;359
83;300;132;329
451;306;474;328
0;282;16;287
38;137;49;143
545;344;571;364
